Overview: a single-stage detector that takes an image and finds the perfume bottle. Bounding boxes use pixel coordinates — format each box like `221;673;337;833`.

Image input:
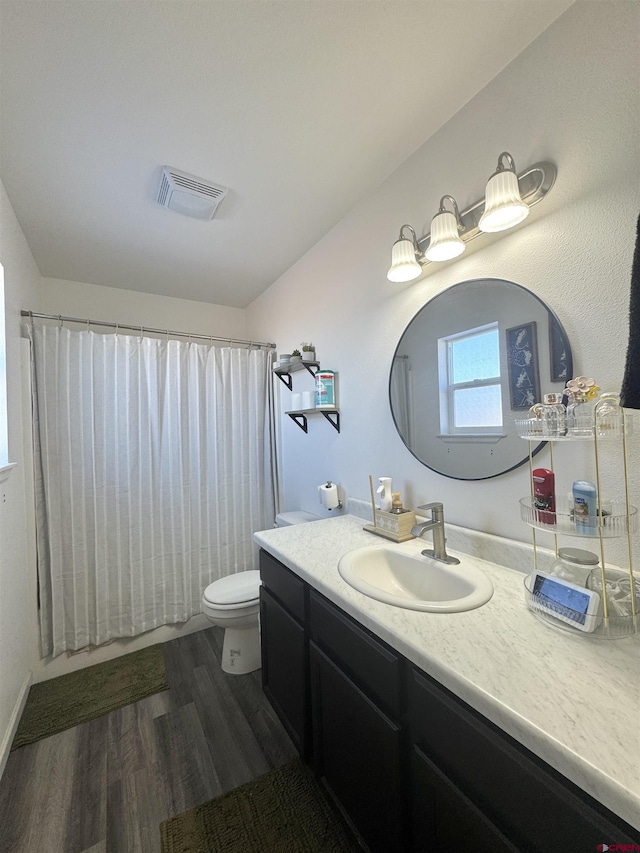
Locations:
567;391;595;437
526;403;544;436
541;393;566;437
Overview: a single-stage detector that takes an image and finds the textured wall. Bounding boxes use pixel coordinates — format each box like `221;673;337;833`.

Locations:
0;179;40;771
246;3;640;567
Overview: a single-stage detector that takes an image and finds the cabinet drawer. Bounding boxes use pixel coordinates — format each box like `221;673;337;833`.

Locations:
259;549;306;622
409;667;637;851
309;590;402;717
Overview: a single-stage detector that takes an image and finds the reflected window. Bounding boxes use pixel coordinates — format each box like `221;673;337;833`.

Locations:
439;323;503;434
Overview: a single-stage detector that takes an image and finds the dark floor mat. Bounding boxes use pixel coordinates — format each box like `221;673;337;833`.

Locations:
12;644;168;750
160;758;362;852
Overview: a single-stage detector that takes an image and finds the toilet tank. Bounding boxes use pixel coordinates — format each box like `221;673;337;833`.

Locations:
275;511;321;527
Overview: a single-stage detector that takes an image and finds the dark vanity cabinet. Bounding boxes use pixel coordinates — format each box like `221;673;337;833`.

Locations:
259;550;639;852
259;549;310;758
408;666;637;852
309;591;405;853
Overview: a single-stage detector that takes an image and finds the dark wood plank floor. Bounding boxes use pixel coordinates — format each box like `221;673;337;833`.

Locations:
0;627;298;853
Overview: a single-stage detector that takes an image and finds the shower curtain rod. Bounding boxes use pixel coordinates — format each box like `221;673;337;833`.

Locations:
21;310;276;349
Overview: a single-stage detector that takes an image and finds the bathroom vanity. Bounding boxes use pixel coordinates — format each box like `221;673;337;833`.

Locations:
255;515;639;852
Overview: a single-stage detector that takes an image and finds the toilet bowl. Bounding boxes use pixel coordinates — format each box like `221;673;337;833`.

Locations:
202;570;262;674
202;511;320;674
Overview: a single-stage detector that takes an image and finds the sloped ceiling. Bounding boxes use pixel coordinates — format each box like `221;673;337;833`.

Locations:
0;1;573;308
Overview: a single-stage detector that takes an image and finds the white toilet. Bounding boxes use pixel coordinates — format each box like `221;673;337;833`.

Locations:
201;510;320;674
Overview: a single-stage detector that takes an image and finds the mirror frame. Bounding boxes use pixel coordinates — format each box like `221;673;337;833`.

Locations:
389;278;573;480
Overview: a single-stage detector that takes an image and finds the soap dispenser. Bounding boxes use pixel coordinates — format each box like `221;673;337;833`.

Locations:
377;477;392;512
391;492;404;514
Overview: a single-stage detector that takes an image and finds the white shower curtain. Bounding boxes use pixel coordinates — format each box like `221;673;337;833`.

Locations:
390;355;413;447
29;323;275;657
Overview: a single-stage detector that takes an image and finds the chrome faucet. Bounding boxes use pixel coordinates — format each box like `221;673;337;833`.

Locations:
411;502;460;565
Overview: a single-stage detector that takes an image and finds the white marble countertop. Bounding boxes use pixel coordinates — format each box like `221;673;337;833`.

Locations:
254;514;640;831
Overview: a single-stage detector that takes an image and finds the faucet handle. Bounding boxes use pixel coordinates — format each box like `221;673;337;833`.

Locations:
417;502;444;520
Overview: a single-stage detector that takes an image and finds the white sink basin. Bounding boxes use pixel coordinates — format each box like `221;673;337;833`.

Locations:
338;545;493;612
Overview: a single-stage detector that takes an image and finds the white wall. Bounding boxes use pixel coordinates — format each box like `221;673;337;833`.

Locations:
0;179;40;773
247;3;640;566
38;277;247;340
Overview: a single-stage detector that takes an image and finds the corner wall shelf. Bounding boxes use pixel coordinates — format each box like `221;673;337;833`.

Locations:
273;360;319;390
286;409;340;434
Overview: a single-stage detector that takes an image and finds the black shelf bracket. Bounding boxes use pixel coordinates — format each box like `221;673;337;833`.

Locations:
273;360;319;391
321;411;340;432
276;372;293;390
287;413;309;433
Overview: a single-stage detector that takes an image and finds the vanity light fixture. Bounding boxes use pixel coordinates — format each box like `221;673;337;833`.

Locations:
478;152;529;233
386;152;556;283
387;224;423;282
425;196;465;262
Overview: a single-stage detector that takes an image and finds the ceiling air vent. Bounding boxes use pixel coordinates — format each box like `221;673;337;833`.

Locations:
156;166;228;220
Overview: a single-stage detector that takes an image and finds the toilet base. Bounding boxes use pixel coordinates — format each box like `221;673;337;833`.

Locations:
221;624;261;674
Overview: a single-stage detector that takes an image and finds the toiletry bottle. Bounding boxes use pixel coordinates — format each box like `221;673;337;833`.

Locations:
391;492;404;514
532;468;555;525
541;393;566;437
573;480;597;533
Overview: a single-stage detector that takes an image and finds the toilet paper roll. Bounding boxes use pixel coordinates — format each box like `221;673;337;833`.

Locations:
301;390;315;409
318;482;340;510
291;392;303;410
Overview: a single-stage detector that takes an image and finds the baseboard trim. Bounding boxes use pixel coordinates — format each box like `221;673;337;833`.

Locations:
0;672;32;781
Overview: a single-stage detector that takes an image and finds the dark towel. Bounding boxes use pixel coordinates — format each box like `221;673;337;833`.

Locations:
620;213;640;409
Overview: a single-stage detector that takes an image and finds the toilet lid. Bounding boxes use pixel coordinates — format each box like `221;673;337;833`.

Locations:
203;570;261;605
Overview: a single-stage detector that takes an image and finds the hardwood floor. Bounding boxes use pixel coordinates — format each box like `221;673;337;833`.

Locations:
0;627;298;852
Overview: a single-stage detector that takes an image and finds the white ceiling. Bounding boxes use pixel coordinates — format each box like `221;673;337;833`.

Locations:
0;1;573;309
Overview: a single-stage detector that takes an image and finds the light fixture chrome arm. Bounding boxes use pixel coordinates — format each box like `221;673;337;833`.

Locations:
399;223;420;245
437;195;463;228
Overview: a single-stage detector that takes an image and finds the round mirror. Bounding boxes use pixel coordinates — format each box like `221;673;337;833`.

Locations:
389;278;572;480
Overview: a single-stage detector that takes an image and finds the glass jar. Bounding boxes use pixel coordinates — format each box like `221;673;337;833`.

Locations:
541;392;566;437
566;391;595;436
551;547;599;586
595;392;623;436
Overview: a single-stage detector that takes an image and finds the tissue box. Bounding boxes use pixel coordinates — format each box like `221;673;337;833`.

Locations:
363;509;416;543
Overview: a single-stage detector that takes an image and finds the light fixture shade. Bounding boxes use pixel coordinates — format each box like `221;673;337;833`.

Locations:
425;210;465;262
387;238;422;282
479;168;529;233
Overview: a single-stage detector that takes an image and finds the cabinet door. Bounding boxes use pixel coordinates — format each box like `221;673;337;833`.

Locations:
260;587;309;757
310;641;405;853
411;744;518;853
409;667;638;851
